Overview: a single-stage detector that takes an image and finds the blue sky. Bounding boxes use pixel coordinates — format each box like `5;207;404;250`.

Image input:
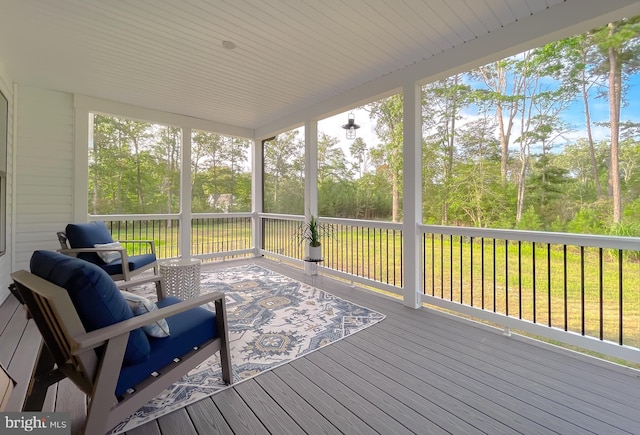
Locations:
314;69;640;162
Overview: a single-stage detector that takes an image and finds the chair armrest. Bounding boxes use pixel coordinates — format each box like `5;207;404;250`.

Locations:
117;240;156;255
70;291;225;353
58;246;130;265
117;274;166;300
116;274;163;291
58;247;126;254
117;240;154;244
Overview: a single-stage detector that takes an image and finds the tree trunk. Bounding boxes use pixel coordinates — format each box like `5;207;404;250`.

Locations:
392;172;399;223
608;23;622;224
497;102;509;183
516;147;528;223
443;75;458;225
581;63;602;197
133;137;145;213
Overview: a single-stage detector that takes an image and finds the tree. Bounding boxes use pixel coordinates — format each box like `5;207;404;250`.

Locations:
367;95;404;222
349;137;371;179
263;130;305;214
545;36;606;198
591;17;640;223
471;59;523;184
317;132;351;185
423;74;472;224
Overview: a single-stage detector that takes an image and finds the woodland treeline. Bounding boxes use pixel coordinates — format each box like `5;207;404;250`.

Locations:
91;16;640;236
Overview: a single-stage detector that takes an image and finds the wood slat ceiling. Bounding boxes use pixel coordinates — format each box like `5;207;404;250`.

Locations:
0;0;639;135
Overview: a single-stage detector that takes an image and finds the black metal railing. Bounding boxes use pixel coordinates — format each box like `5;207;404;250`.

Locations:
260;215;404;288
103;218;180;259
420;226;640;350
322;218;403;288
261;214;304;260
97;213;640;359
191;215;252;258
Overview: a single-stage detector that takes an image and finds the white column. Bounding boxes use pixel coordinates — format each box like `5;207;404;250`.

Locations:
304;121;318;273
73;103;90;222
252;138;263;257
402;82;422;308
180;127;192;258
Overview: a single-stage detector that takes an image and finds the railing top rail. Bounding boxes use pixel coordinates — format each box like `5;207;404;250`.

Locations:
93;213;253;222
90;214;178;221
258;213;305;222
320;217;403;230
192;212;252;219
420;224;640;251
258;214;404;230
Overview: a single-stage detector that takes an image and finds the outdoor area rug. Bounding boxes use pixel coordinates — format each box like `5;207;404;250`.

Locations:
111;263;385;434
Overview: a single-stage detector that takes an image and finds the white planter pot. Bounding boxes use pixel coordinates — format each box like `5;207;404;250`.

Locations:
308;245;322;260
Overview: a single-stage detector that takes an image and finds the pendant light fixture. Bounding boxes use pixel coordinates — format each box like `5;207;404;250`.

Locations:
341;111;360;140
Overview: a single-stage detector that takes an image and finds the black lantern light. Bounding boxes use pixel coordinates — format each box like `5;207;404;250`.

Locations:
341;111;360;140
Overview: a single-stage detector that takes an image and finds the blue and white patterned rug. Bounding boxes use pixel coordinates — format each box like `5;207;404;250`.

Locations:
111;264;385;434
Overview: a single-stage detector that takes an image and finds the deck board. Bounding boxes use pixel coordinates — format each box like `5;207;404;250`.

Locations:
5;320;41;412
3;258;640;435
157;408;196;435
291;356;418;435
0;295;19;333
212;387;270;434
0;299;28;368
317;338;513;434
307;347;464;434
125;420;160;435
234;378;304;435
55;378;87;435
185;397;233;435
355;322;629;434
342;330;550;434
361;306;640;432
253;371;341;435
273;363;377;435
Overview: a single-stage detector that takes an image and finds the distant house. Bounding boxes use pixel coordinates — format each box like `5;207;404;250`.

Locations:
207;193;233;212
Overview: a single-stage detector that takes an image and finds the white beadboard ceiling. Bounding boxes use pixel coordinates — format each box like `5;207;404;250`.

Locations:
1;0;640;136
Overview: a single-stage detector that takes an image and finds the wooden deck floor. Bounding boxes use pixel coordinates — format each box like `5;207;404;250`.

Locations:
3;257;640;434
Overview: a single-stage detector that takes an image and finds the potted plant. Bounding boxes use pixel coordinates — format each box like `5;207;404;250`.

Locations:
296;215;331;260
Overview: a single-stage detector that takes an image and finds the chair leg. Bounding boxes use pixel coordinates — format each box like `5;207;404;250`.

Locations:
83;335;128;435
215;299;233;384
23;343;66;411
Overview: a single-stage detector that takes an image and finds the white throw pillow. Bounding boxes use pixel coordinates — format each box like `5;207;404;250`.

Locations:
120;291;170;338
94;241;123;264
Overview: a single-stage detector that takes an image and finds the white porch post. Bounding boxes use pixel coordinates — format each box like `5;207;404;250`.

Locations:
180;127;192;258
402;82;422;308
252;138;264;257
304;121;318;273
73;103;89;222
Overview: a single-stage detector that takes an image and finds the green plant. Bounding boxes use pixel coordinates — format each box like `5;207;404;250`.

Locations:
296;215;332;247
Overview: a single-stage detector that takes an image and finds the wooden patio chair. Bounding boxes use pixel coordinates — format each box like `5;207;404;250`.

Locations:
11;250;232;435
57;221;158;281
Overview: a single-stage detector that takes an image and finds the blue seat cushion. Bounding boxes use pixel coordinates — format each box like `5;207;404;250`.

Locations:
30;250;151;365
65;221;114;264
101;253;156;275
115;296;218;397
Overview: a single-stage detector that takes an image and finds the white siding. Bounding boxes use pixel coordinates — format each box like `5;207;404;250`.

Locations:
15;86;73;271
0;59;13;303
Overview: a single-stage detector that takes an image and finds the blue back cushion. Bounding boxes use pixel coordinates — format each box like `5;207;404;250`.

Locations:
30;250;150;365
65;221;114;264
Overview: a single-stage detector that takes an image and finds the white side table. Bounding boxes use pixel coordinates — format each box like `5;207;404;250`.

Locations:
159;258;201;299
